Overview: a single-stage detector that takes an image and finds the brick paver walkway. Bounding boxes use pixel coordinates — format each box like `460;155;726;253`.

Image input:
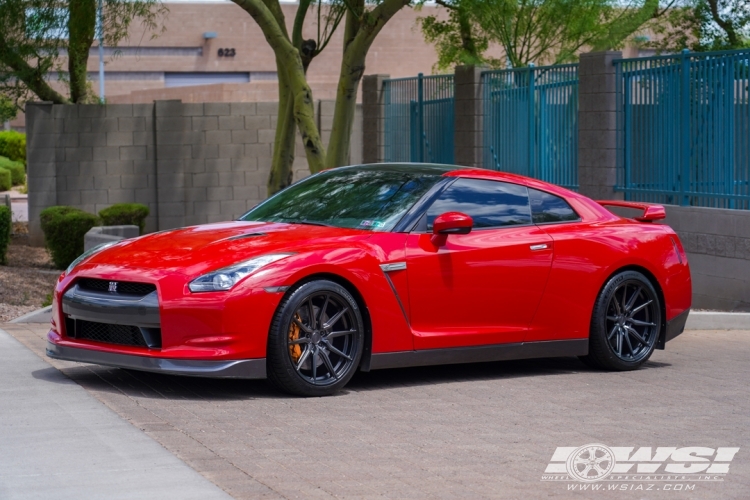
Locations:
4;323;749;499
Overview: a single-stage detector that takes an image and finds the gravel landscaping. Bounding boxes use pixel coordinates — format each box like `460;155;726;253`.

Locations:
0;230;60;322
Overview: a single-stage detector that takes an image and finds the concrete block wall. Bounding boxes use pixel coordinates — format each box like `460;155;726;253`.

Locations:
151;100;295;229
362;75;389;164
27;102;158;244
663;206;750;311
453;66;484;168
27;99;363;246
577;51;622;201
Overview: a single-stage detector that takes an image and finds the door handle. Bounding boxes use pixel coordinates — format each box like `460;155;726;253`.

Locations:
530;244;549;251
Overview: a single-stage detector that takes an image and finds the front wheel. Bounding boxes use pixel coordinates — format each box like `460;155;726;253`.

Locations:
267;280;364;396
580;271;661;371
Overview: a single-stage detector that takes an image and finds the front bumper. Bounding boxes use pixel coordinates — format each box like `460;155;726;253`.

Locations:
46;340;267;379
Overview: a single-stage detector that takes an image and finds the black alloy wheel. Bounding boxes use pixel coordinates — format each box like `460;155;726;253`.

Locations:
581;270;661;371
267;280;364;396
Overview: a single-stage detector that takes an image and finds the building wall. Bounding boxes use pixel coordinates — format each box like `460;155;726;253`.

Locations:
9;3;454;130
43;3;452;104
26;100;361;245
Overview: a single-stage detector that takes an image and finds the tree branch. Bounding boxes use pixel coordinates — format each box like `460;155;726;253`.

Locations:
357;0;412;50
0;37;69;104
707;0;740;47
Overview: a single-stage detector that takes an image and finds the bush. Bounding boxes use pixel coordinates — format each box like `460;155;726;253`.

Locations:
0;156;25;185
99;203;150;234
0;168;10;191
40;206;100;269
0;131;26;166
0;205;10;265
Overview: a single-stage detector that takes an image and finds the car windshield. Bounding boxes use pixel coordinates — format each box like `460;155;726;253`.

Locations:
240;166;443;231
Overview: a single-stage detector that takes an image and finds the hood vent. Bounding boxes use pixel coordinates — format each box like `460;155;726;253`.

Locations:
227;232;266;241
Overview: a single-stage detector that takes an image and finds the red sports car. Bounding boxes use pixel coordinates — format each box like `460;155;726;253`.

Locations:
47;164;692;396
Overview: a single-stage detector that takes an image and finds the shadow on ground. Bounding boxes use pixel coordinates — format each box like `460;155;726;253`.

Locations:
44;355;670;402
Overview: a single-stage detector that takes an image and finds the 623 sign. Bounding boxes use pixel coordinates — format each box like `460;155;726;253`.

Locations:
218;48;236;57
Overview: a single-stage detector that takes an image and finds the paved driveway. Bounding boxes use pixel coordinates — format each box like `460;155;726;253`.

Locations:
4;324;749;499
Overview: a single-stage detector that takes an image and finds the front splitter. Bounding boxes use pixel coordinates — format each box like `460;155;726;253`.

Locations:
46;341;267;379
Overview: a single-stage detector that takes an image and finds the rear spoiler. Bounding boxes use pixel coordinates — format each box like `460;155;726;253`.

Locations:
595;200;666;222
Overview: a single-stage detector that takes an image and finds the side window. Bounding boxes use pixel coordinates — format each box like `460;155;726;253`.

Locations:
427;178;532;229
528;188;579;224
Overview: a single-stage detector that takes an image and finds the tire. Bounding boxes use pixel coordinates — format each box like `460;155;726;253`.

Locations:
580;270;661;371
267;280;364;396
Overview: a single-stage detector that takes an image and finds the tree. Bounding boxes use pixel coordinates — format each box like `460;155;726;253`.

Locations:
418;0;666;70
418;0;489;71
0;0;166;108
645;0;750;52
230;0;412;194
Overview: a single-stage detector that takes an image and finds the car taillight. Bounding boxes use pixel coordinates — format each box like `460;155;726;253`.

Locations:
670;236;688;264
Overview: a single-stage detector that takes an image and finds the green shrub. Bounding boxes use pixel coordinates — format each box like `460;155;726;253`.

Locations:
0;168;10;191
0;131;26;166
40;206;100;269
0;156;25;185
99;203;150;234
0;205;10;265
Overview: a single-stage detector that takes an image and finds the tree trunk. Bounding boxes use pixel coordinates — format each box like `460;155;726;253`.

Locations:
325;50;365;168
267;61;297;195
289;68;326;173
67;0;97;103
325;0;410;168
231;0;326;175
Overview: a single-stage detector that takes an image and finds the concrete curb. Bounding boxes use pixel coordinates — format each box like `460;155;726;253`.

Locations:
10;305;52;324
685;311;750;330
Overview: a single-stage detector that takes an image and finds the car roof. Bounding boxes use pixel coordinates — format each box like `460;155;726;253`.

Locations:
340;163;463;175
348;163;576;198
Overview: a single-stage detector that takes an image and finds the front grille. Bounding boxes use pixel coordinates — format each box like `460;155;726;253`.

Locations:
78;278;156;296
66;317;161;348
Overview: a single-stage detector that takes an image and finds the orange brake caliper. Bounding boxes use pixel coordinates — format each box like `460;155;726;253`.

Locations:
288;314;303;363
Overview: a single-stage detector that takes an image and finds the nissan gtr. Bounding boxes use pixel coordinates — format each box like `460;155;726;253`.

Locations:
47;164;692;396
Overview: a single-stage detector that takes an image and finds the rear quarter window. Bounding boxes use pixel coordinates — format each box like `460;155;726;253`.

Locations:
529;189;579;224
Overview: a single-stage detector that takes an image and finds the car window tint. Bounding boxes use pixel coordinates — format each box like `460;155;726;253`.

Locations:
240;167;442;232
427;178;532;229
528;188;579;223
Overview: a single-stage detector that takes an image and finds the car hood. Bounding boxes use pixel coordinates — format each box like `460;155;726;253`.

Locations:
79;221;373;277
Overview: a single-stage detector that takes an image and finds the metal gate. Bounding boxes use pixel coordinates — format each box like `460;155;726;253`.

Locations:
481;64;579;190
615;48;750;209
383;73;455;164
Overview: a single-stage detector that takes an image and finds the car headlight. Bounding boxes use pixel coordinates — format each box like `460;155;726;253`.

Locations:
65;242;117;275
188;253;294;292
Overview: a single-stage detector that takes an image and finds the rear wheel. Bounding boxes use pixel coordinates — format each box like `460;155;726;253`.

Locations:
581;271;661;371
267;280;364;396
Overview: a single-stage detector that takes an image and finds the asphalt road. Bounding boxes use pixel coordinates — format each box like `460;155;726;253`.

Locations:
3;324;749;499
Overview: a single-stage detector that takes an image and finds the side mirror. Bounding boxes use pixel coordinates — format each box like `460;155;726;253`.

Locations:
433;211;473;235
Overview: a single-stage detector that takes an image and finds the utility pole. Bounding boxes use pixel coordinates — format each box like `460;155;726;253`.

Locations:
98;0;105;101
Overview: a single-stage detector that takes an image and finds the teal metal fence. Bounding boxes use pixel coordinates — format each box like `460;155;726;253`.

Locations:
615;48;750;209
481;64;579;189
383;73;455;164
